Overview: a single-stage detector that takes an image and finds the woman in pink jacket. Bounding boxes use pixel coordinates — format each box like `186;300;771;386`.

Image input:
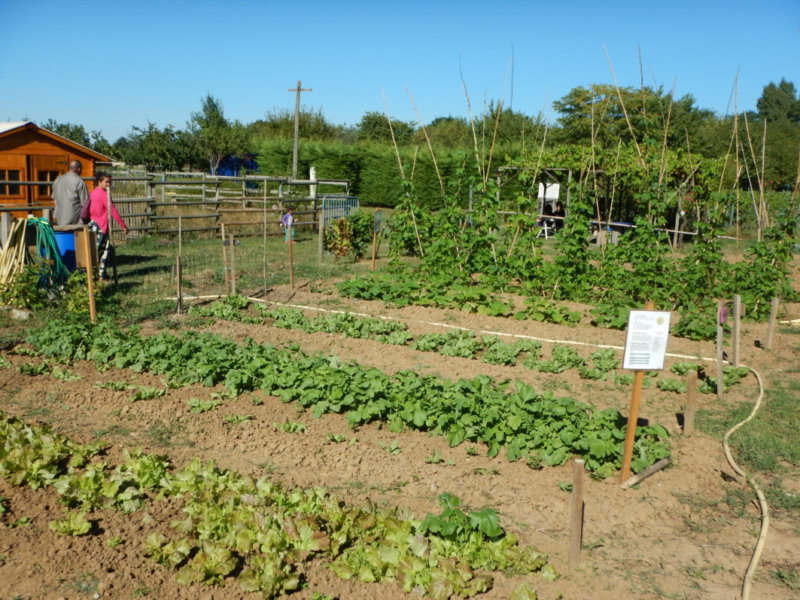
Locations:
86;174;128;280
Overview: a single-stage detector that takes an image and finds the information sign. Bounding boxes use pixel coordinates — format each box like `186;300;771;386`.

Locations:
622;310;672;370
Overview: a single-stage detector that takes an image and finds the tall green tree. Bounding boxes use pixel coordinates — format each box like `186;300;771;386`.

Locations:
356;111;414;145
551;84;715;151
413;116;471;148
478;102;546;148
189;94;251;174
42;119;113;156
756;79;800;123
248;108;343;141
113;123;200;171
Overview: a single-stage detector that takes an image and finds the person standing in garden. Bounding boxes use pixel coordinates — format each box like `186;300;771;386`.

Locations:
552;201;566;231
85;174;128;280
52;160;88;225
280;206;295;243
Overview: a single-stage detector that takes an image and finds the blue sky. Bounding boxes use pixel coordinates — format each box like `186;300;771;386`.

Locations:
1;0;798;142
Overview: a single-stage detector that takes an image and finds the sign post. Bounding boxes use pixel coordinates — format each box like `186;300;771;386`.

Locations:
620;303;671;483
370;211;382;271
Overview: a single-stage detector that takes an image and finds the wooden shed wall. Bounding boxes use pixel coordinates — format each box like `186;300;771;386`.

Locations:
0;128;102;216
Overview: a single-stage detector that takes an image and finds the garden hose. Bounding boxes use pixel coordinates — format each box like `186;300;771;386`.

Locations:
27;216;69;280
722;365;769;600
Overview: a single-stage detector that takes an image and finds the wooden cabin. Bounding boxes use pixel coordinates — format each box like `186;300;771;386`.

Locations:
0;121;111;218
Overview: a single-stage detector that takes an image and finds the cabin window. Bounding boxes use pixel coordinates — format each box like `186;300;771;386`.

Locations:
37;169;60;197
0;169;22;197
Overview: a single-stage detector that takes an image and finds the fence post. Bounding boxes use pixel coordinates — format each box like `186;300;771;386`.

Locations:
318;199;324;261
176;216;183;314
221;222;229;294
716;302;725;397
569;459;585;569
732;295;741;367
230;234;237;296
1;212;10;248
765;297;779;350
683;370;698;435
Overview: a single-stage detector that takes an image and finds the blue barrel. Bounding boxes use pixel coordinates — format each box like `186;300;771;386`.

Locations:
54;231;77;271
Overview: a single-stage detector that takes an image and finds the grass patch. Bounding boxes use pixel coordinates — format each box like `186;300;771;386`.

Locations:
697;383;800;473
102;234;375;325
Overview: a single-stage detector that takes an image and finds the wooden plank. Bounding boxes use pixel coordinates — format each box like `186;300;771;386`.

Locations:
569;459;585;569
683;370;698;435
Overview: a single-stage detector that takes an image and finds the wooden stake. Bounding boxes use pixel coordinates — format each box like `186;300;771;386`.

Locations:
569;459;585;569
176;215;183;314
176;255;183;314
620;458;671;490
732;295;741;367
230;234;237;296
318;201;324;262
620;300;654;483
370;231;378;271
288;226;295;289
716;302;725;397
620;370;645;482
765;297;779;350
683;370;698;436
262;202;274;298
220;223;229;294
81;225;96;323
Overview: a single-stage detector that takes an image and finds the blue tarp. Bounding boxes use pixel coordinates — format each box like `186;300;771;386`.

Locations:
214;155;258;177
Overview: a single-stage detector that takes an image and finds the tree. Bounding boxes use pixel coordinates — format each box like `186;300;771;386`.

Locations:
477;102;546;148
248;108;343;141
413;116;471;148
756;79;800;123
189;94;251;174
551;84;716;150
42;119;113;156
356;111;414;145
113;123;200;171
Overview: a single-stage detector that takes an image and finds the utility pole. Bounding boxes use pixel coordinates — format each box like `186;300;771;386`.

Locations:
289;80;312;180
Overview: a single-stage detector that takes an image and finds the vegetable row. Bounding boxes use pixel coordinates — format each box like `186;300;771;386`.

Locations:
191;299;750;392
0;413;552;599
24;318;671;477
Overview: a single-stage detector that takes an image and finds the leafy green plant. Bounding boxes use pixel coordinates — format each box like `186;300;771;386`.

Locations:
519;297;582;326
324;211;374;261
187;397;221;414
528;345;586;373
273;420;306;433
128;386;166;402
18;361;51;376
49;511;92;536
420;493;503;543
52;366;80;381
223;414;253;425
95;380;132;391
378;440;401;455
657;378;688;393
425;450;444;464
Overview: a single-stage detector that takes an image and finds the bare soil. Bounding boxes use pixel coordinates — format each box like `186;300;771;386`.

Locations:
1;285;798;600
